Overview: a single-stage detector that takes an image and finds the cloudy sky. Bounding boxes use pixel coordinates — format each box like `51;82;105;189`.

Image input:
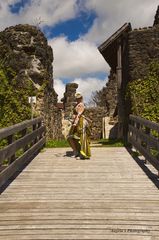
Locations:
0;0;158;103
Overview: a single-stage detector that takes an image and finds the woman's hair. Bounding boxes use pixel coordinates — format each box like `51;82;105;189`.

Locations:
75;92;83;99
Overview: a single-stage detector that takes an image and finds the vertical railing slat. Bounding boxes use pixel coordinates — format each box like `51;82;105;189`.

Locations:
0;117;46;187
128;115;159;172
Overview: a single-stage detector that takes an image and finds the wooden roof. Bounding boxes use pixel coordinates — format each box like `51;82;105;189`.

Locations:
98;23;131;52
98;23;132;69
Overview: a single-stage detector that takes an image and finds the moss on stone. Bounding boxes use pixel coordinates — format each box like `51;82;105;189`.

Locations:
0;62;37;128
126;61;159;122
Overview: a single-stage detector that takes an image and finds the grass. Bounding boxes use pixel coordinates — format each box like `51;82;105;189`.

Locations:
150;148;159;158
131;150;141;158
97;138;125;147
45;137;134;148
45;139;70;148
45;138;129;148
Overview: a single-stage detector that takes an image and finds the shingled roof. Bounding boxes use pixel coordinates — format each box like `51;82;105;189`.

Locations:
153;5;159;26
98;23;132;69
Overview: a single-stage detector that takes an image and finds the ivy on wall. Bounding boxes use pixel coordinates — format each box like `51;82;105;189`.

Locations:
0;63;37;128
126;61;159;122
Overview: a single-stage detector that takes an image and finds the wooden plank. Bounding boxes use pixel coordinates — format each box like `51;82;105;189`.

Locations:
129;136;159;171
129;125;159;151
98;23;131;51
128;115;159;173
0;137;45;188
0;147;159;239
0;117;43;141
0;118;46;188
130;115;159;132
0;234;153;240
0;228;156;235
0;126;45;163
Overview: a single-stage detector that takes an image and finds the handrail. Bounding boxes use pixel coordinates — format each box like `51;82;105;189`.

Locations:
128;114;159;172
0;117;46;188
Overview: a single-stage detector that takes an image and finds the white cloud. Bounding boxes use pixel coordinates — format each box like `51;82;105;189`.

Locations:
54;78;66;102
82;0;159;44
1;0;158;40
0;0;109;105
22;0;77;26
1;0;158;104
72;77;107;103
49;36;109;79
54;77;107;103
1;0;157;79
48;1;158;80
0;0;77;31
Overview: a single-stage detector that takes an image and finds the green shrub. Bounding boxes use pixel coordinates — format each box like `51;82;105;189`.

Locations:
0;62;37;128
98;139;125;147
126;61;159;122
46;139;69;148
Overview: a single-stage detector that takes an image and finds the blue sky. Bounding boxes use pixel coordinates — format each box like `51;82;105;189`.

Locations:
0;0;158;102
9;0;97;41
43;10;97;41
9;0;31;13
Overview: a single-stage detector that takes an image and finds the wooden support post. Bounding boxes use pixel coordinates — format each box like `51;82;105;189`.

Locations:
7;135;15;164
38;121;42;137
144;126;150;164
32;124;37;145
117;40;123;139
21;128;28;152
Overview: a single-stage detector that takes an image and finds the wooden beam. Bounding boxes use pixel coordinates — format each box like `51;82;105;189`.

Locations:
0;117;43;141
0;117;46;188
0;137;45;188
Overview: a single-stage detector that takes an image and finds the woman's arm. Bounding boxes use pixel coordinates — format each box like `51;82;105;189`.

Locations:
73;103;84;126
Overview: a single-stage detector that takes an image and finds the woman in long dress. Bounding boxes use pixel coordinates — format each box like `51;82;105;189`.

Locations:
67;93;91;159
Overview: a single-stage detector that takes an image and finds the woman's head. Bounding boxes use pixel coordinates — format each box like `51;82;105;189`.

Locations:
75;92;83;102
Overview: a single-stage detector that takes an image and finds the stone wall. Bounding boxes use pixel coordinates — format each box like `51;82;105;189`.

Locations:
128;13;159;81
101;70;118;117
0;24;53;87
91;70;118;139
84;107;107;140
43;89;63;140
97;6;159;140
62;83;78;118
61;83;78;138
0;24;63;139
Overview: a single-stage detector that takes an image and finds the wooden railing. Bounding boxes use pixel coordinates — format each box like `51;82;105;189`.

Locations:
128;114;159;172
0;117;46;188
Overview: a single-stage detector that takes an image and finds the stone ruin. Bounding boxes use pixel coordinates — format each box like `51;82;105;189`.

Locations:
1;5;159;141
0;24;63;139
0;24;106;140
98;5;159;140
61;83;78;138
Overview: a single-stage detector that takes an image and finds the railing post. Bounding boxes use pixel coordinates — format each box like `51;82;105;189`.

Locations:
144;127;150;164
21;128;28;152
7;134;15;164
38;121;42;140
128;114;159;174
131;118;137;152
0;117;46;188
127;118;132;148
33;123;37;144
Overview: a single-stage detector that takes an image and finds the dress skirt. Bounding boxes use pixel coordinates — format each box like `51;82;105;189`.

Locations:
67;115;91;159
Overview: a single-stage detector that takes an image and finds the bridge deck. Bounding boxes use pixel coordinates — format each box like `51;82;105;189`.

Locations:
0;147;159;240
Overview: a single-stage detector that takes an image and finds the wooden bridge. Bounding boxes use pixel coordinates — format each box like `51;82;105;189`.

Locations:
0;116;159;239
